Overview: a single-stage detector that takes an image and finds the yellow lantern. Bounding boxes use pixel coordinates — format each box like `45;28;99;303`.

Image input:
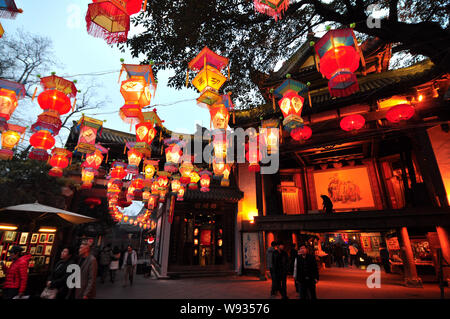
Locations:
171;176;181;193
144;160;158;180
0;124;25;160
221;164;231;187
179;161;194;178
81;167;96;189
191;65;227;94
213;159;226;177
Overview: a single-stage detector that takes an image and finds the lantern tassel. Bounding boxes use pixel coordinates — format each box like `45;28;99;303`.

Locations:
124;144;127;155
105;150;109;163
72;98;77;112
308;92;312;108
227;65;230;81
279;122;283;144
118;67;124;83
272;94;276;111
32;87;38;102
233;110;235;124
69;157;72;166
143;0;148;11
185;69;189;88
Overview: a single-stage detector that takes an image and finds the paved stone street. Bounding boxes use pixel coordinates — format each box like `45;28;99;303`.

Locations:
96;267;449;299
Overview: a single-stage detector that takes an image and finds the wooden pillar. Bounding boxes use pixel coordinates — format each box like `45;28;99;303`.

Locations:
399;227;423;287
262;173;283;215
258;231;267;280
436;226;450;283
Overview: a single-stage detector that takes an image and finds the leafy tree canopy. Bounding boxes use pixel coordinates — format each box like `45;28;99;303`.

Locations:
126;0;450;108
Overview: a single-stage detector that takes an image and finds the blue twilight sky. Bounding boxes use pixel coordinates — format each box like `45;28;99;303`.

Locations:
2;0;212;147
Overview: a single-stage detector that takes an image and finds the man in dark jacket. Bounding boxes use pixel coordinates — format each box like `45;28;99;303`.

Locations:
266;241;278;296
379;243;391;273
294;245;319;299
46;246;75;299
272;242;289;299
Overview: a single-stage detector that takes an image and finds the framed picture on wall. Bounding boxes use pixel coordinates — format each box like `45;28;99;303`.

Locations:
19;232;29;245
30;247;36;255
35;245;44;255
44;245;52;256
313;167;376;211
4;231;16;242
30;233;39;244
39;234;47;243
46;234;55;244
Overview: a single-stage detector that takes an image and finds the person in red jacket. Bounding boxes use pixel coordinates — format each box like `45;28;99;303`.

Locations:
0;245;32;299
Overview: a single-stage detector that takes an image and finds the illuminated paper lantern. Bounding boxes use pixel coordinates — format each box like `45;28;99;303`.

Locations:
0;0;23;19
260;126;279;156
49;148;72;177
245;143;262;173
212;130;228;160
29;130;55;161
314;28;364;97
147;193;159;210
188;47;229;108
0;79;25;132
126;145;143;176
386;104;415;123
81;167;96;189
119;104;143;127
209;103;229;130
171;175;181;193
221;164;231;187
157;171;170;188
290;125;312;141
199;170;212;192
189;168;200;190
120;63;156;93
340;114;365;132
179;161;194;179
120;78;151;108
274;78;308;132
143;159;158;180
164;138;184;173
213;159;226;177
109;161;128;180
135;122;156;156
85;0;130;44
177;182;186;201
76;115;104;154
124;0;146;16
82;145;107;171
253;0;289;21
0;124;26;160
0;22;4;38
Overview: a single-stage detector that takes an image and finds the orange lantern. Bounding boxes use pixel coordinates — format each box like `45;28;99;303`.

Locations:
148;193;159;210
157;171;170;188
0;22;3;38
179;161;194;179
150;178;159;194
120;78;151;107
82;144;107;170
0;79;25;131
123;215;129;223
221;164;231;187
135;122;156;156
213;159;226;177
177;183;186;201
0;124;26;160
212;131;228;160
109;161;128;180
209;103;229;130
260;120;279;155
49;148;72;177
189;169;200;190
119;104;143;127
199;170;212;192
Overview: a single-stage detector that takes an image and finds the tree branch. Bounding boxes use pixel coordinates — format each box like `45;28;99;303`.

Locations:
389;0;399;22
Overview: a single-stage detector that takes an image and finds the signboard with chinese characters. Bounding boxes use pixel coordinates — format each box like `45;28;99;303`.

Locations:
242;232;260;270
386;237;400;250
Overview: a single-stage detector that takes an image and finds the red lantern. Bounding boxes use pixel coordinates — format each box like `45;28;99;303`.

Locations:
199;170;212;192
37;90;71;116
209;102;230;130
253;0;289;21
0;0;23;19
314;28;363;97
246;147;262;173
290;125;312;141
82;149;104;170
340;114;365;132
157;172;169;188
274;79;308;131
119;104;143;126
177;183;186;201
109;161;128;180
171;177;181;193
135;122;156;156
148;193;159;209
84;197;102;209
29;130;55;161
85;0;130;44
125;0;146;15
386;104;415;123
164;138;183;173
49;148;72;177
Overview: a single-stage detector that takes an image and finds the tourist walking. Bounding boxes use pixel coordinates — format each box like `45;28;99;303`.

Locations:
272;242;289;299
334;243;345;267
109;246;121;283
122;245;137;287
266;241;278;296
73;239;98;299
45;246;75;299
0;246;31;299
294;245;319;299
99;244;112;284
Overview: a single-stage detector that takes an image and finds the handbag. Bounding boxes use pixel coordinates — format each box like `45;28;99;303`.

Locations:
40;287;58;299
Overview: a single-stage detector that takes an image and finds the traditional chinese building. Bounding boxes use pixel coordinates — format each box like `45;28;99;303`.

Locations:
231;36;450;286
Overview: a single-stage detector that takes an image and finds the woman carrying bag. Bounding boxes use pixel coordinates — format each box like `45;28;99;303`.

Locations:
42;247;75;299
